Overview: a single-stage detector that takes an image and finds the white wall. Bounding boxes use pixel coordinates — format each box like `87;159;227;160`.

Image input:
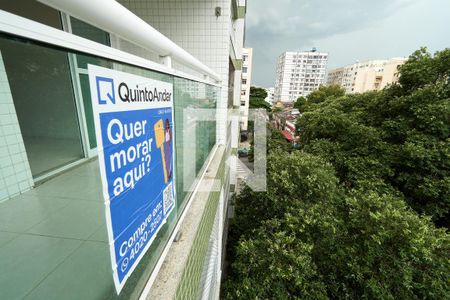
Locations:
0;52;33;201
118;0;234;144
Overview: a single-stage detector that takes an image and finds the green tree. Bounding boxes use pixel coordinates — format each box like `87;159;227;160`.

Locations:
397;47;450;93
296;96;393;188
249;86;268;99
224;152;339;263
249;86;271;111
307;84;345;104
223;48;450;299
294;96;309;112
296;49;450;225
224;152;450;299
268;127;292;153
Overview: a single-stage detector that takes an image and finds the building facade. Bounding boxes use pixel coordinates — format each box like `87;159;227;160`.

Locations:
240;47;252;131
0;0;247;299
274;49;328;102
265;87;274;105
327;58;406;93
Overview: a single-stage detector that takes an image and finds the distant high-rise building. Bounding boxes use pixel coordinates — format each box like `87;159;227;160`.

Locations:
274;49;328;102
240;48;253;131
265;87;274;105
327;58;406;93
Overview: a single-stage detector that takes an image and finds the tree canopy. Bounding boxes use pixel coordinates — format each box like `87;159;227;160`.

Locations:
224;151;450;299
307;84;346;104
294;85;346;113
223;48;450;299
293;96;308;112
297;48;450;225
249;86;271;111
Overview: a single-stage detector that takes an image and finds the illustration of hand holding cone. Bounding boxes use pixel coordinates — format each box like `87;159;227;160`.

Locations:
154;118;172;183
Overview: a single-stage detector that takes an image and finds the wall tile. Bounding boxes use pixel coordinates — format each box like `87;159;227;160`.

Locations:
0;51;33;202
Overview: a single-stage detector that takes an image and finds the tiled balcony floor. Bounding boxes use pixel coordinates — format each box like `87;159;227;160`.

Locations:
0;160;116;299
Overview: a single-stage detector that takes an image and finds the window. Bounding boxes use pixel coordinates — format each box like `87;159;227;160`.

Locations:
242;79;247;85
0;34;85;178
70;17;110;46
0;1;62;29
242;67;248;73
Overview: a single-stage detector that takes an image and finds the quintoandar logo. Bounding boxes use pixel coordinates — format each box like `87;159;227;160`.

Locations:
96;76;115;105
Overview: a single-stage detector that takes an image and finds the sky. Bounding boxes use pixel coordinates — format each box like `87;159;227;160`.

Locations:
245;0;450;87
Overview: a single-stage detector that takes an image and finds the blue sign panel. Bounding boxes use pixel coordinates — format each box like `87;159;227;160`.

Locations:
88;65;175;293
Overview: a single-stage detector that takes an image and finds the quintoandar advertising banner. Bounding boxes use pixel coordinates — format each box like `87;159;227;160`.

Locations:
88;65;175;293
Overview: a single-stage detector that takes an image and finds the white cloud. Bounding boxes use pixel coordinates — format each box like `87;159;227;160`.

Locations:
247;0;414;42
244;0;449;87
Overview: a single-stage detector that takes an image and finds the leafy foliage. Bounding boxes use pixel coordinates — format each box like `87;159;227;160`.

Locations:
297;48;450;225
293;85;345;113
307;84;346;104
223;48;450;299
294;96;309;112
268;127;293;153
224;152;450;299
397;47;450;93
249;86;271;111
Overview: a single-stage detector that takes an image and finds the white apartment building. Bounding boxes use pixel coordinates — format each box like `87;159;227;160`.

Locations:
0;0;248;299
240;48;253;131
274;49;328;102
265;87;274;105
327;58;407;93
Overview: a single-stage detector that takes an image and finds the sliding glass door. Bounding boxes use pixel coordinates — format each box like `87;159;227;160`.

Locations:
0;36;84;178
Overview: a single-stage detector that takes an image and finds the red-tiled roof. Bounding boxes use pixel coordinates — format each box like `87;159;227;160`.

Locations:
285;123;295;131
281;130;294;141
281;130;300;142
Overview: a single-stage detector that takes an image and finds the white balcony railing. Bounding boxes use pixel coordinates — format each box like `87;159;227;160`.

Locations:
38;0;221;82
